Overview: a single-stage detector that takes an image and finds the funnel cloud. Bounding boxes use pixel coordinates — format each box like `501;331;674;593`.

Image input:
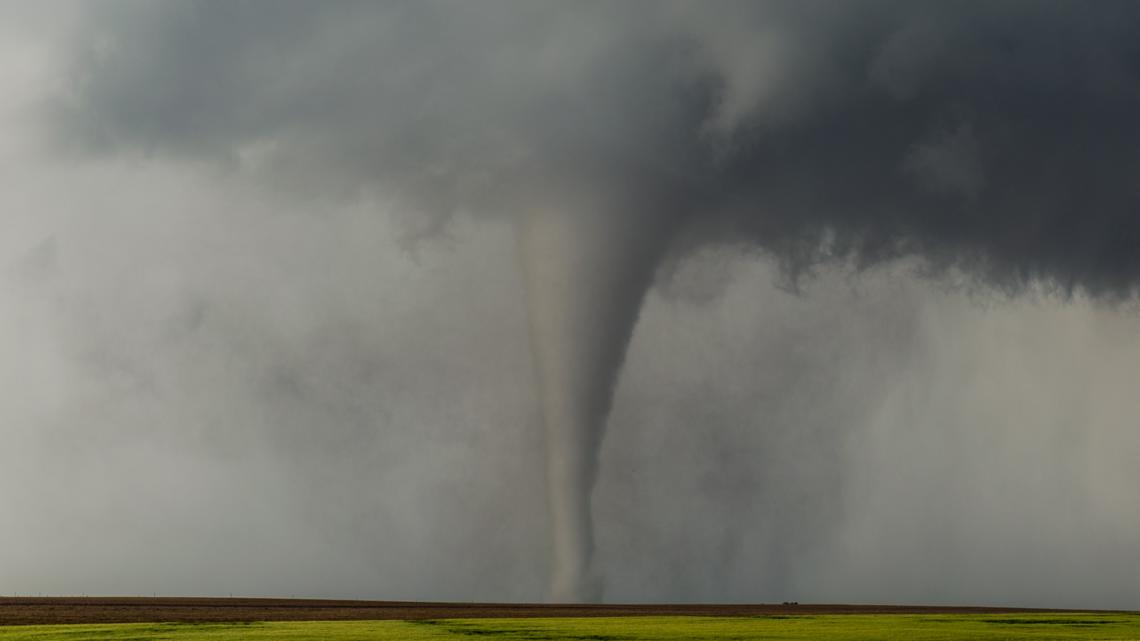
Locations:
520;178;683;600
3;0;1140;606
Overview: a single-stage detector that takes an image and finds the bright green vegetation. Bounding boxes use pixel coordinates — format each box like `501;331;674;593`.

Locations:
3;614;1140;641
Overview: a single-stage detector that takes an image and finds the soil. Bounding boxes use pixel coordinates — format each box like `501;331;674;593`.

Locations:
0;597;1123;626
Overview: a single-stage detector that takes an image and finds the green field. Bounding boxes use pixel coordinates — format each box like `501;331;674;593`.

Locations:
3;614;1140;641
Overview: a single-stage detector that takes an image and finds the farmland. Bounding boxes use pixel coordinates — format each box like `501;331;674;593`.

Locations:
4;614;1140;641
2;600;1139;641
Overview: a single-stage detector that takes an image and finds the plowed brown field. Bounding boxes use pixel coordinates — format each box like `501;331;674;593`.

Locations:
0;597;1112;626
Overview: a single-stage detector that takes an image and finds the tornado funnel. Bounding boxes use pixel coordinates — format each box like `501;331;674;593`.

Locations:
519;188;677;602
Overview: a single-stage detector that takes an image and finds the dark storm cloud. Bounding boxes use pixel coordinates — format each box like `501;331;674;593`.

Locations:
57;0;1140;296
31;0;1140;607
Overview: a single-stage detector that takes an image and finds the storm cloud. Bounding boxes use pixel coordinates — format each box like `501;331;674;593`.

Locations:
56;0;1140;294
3;0;1140;607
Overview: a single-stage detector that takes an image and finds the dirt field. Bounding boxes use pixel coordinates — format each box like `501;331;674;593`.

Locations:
0;597;1115;626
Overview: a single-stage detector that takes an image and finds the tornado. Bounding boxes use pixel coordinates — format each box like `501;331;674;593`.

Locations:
54;0;1140;607
519;185;679;602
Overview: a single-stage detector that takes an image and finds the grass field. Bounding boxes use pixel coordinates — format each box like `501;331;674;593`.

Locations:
3;614;1140;641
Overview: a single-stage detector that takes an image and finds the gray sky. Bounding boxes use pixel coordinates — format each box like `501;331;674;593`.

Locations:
2;1;1140;608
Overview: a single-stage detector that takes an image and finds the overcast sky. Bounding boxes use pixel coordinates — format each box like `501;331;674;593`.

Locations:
3;1;1140;608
